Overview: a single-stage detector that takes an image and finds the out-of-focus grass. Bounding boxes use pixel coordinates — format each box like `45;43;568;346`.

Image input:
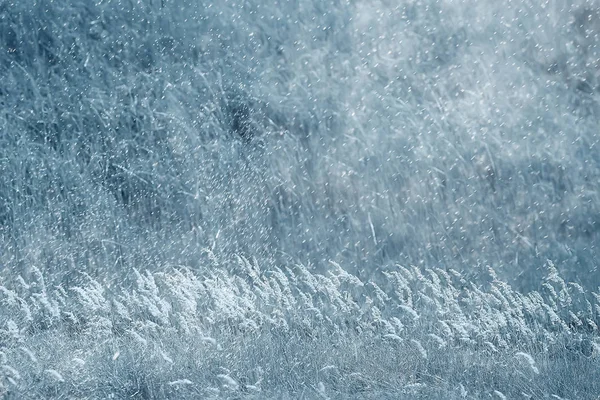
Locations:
0;0;599;289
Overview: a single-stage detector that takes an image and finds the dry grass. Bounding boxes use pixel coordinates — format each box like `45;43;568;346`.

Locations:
1;0;600;397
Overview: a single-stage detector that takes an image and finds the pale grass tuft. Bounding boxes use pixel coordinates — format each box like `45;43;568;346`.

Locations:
493;390;507;399
217;374;239;390
72;358;85;366
44;369;64;382
317;381;328;399
161;351;174;364
515;352;539;374
411;339;428;359
427;333;447;348
19;347;37;363
383;333;403;343
168;379;193;386
398;305;420;320
484;341;498;353
201;336;217;346
246;384;261;392
128;330;148;346
2;365;21;380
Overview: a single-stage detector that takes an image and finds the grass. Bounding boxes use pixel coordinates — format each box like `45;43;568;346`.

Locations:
0;0;599;398
1;260;599;398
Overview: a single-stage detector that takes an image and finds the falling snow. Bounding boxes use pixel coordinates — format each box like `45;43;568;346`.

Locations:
0;0;599;398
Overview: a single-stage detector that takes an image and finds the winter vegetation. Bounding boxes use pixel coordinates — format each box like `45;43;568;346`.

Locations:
0;0;599;398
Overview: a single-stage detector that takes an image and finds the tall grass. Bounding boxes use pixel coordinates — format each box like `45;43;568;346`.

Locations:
0;259;598;398
1;0;600;287
0;0;599;397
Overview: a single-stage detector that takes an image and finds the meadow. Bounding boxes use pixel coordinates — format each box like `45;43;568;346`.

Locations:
0;0;599;398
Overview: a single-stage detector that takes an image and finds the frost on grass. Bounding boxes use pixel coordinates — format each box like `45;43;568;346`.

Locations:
0;0;600;398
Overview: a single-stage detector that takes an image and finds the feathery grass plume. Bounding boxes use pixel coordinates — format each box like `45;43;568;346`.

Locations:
44;369;64;382
168;379;193;386
493;390;507;399
515;352;540;375
317;364;335;373
398;305;420;321
19;347;37;364
72;358;85;367
0;286;19;307
160;350;173;364
410;339;428;359
128;330;148;347
383;333;403;344
217;374;239;391
427;333;447;349
4;320;22;342
0;247;597;396
317;381;328;399
2;365;21;381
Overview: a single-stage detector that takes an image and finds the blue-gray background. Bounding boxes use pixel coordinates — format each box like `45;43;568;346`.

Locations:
2;0;599;290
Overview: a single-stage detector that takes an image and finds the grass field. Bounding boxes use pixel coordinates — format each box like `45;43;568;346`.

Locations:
0;0;599;398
